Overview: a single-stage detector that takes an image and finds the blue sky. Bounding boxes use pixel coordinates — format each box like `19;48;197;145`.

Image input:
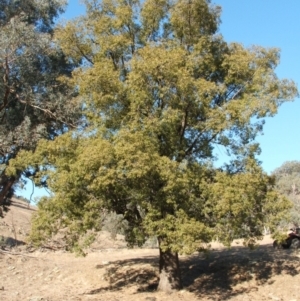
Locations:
215;0;300;174
18;0;300;199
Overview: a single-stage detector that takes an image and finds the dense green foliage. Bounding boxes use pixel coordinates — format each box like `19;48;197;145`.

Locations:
0;0;82;215
272;161;300;226
8;0;298;291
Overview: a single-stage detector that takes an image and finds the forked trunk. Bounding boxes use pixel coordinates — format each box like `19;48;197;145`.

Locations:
157;239;182;292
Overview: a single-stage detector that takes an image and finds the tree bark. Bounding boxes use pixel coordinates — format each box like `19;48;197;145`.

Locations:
157;239;183;292
0;176;15;217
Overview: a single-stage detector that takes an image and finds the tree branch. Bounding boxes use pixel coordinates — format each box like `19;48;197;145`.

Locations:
179;105;189;144
17;97;77;129
1;56;11;113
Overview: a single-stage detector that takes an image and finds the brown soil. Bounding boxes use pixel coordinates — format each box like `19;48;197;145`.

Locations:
1;198;300;301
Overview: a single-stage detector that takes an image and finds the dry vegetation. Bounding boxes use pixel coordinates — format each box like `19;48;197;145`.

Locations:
1;198;300;301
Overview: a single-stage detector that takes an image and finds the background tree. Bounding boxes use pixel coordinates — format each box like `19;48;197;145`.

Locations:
0;0;82;216
272;161;300;227
9;0;298;292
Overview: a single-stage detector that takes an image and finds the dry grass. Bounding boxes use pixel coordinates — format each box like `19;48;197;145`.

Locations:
0;198;300;301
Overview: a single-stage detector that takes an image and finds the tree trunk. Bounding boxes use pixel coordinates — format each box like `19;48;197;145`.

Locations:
157;239;182;292
0;176;15;217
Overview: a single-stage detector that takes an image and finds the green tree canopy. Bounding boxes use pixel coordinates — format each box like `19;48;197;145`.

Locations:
0;0;82;215
272;161;300;226
9;0;298;292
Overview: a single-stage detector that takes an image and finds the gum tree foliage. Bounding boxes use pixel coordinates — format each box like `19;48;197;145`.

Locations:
272;161;300;226
9;0;298;292
0;0;82;215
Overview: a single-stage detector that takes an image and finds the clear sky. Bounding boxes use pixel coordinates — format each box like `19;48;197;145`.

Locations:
18;0;300;199
215;1;300;174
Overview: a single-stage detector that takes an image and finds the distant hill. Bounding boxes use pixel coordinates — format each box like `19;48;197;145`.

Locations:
0;197;36;248
0;197;159;251
0;197;130;251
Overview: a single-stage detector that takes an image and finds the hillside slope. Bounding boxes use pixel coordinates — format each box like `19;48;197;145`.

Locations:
0;198;35;248
0;198;300;301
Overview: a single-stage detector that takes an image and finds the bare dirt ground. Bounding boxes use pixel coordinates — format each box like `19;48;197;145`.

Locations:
1;198;300;301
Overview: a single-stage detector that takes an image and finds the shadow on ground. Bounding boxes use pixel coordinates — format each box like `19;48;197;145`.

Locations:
85;244;300;300
10;200;36;212
181;244;300;300
0;236;26;248
87;255;159;295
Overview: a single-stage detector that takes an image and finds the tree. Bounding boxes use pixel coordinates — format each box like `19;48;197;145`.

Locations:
272;161;300;226
8;0;297;292
0;0;82;216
